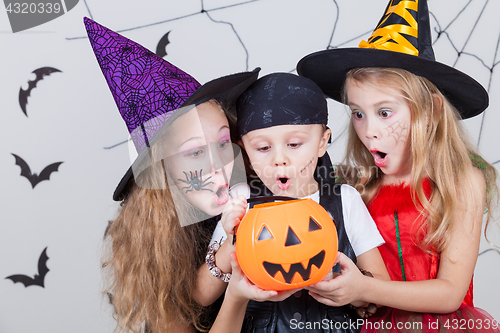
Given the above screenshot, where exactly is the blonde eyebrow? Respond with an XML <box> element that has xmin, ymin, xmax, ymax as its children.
<box><xmin>349</xmin><ymin>99</ymin><xmax>398</xmax><ymax>109</ymax></box>
<box><xmin>179</xmin><ymin>136</ymin><xmax>204</xmax><ymax>148</ymax></box>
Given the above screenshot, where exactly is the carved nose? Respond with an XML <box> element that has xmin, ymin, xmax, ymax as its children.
<box><xmin>285</xmin><ymin>227</ymin><xmax>301</xmax><ymax>247</ymax></box>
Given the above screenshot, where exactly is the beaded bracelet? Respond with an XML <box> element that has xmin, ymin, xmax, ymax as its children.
<box><xmin>205</xmin><ymin>242</ymin><xmax>231</xmax><ymax>283</ymax></box>
<box><xmin>347</xmin><ymin>268</ymin><xmax>378</xmax><ymax>319</ymax></box>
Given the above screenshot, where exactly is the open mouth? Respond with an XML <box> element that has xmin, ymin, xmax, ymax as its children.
<box><xmin>263</xmin><ymin>250</ymin><xmax>325</xmax><ymax>284</ymax></box>
<box><xmin>370</xmin><ymin>149</ymin><xmax>388</xmax><ymax>167</ymax></box>
<box><xmin>213</xmin><ymin>185</ymin><xmax>229</xmax><ymax>206</ymax></box>
<box><xmin>277</xmin><ymin>176</ymin><xmax>290</xmax><ymax>190</ymax></box>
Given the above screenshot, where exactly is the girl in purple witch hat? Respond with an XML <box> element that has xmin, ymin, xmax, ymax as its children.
<box><xmin>297</xmin><ymin>0</ymin><xmax>499</xmax><ymax>332</ymax></box>
<box><xmin>84</xmin><ymin>17</ymin><xmax>261</xmax><ymax>332</ymax></box>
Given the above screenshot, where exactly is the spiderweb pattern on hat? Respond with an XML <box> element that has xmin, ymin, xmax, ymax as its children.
<box><xmin>85</xmin><ymin>18</ymin><xmax>201</xmax><ymax>154</ymax></box>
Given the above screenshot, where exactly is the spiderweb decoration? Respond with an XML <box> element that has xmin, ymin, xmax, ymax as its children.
<box><xmin>429</xmin><ymin>0</ymin><xmax>500</xmax><ymax>156</ymax></box>
<box><xmin>76</xmin><ymin>0</ymin><xmax>500</xmax><ymax>226</ymax></box>
<box><xmin>72</xmin><ymin>0</ymin><xmax>498</xmax><ymax>167</ymax></box>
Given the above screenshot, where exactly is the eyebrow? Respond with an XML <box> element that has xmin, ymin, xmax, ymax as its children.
<box><xmin>349</xmin><ymin>100</ymin><xmax>397</xmax><ymax>108</ymax></box>
<box><xmin>179</xmin><ymin>124</ymin><xmax>230</xmax><ymax>147</ymax></box>
<box><xmin>286</xmin><ymin>130</ymin><xmax>310</xmax><ymax>136</ymax></box>
<box><xmin>246</xmin><ymin>130</ymin><xmax>310</xmax><ymax>143</ymax></box>
<box><xmin>219</xmin><ymin>125</ymin><xmax>230</xmax><ymax>133</ymax></box>
<box><xmin>178</xmin><ymin>136</ymin><xmax>204</xmax><ymax>150</ymax></box>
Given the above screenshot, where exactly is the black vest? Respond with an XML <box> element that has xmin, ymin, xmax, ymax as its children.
<box><xmin>241</xmin><ymin>155</ymin><xmax>360</xmax><ymax>333</ymax></box>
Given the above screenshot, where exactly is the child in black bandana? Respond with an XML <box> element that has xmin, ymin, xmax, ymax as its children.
<box><xmin>203</xmin><ymin>73</ymin><xmax>390</xmax><ymax>333</ymax></box>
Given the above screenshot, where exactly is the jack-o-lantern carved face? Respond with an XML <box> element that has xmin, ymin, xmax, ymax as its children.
<box><xmin>235</xmin><ymin>198</ymin><xmax>337</xmax><ymax>290</ymax></box>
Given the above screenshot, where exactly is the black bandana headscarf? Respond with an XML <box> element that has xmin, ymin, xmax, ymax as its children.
<box><xmin>236</xmin><ymin>72</ymin><xmax>328</xmax><ymax>137</ymax></box>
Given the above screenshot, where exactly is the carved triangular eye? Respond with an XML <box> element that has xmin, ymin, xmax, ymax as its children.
<box><xmin>309</xmin><ymin>217</ymin><xmax>322</xmax><ymax>231</ymax></box>
<box><xmin>285</xmin><ymin>227</ymin><xmax>301</xmax><ymax>246</ymax></box>
<box><xmin>257</xmin><ymin>225</ymin><xmax>273</xmax><ymax>241</ymax></box>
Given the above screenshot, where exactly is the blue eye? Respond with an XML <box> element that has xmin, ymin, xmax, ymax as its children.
<box><xmin>190</xmin><ymin>149</ymin><xmax>204</xmax><ymax>157</ymax></box>
<box><xmin>184</xmin><ymin>147</ymin><xmax>205</xmax><ymax>158</ymax></box>
<box><xmin>218</xmin><ymin>141</ymin><xmax>229</xmax><ymax>149</ymax></box>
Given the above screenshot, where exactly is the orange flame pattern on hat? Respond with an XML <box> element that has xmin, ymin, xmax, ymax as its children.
<box><xmin>359</xmin><ymin>0</ymin><xmax>419</xmax><ymax>56</ymax></box>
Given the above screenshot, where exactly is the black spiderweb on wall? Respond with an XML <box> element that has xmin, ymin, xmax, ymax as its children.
<box><xmin>71</xmin><ymin>0</ymin><xmax>500</xmax><ymax>166</ymax></box>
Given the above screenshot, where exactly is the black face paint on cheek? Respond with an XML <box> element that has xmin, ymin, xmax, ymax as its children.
<box><xmin>299</xmin><ymin>159</ymin><xmax>314</xmax><ymax>174</ymax></box>
<box><xmin>177</xmin><ymin>169</ymin><xmax>214</xmax><ymax>193</ymax></box>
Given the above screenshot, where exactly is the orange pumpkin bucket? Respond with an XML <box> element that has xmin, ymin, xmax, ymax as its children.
<box><xmin>235</xmin><ymin>198</ymin><xmax>338</xmax><ymax>290</ymax></box>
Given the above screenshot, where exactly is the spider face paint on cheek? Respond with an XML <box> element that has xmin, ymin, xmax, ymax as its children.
<box><xmin>176</xmin><ymin>169</ymin><xmax>214</xmax><ymax>193</ymax></box>
<box><xmin>143</xmin><ymin>103</ymin><xmax>248</xmax><ymax>223</ymax></box>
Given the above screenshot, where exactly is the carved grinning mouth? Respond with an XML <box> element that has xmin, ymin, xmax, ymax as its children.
<box><xmin>262</xmin><ymin>250</ymin><xmax>325</xmax><ymax>284</ymax></box>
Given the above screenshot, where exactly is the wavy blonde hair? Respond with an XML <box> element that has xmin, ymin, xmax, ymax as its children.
<box><xmin>340</xmin><ymin>67</ymin><xmax>498</xmax><ymax>252</ymax></box>
<box><xmin>103</xmin><ymin>99</ymin><xmax>235</xmax><ymax>333</ymax></box>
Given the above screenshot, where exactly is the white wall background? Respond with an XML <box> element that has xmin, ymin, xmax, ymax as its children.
<box><xmin>0</xmin><ymin>1</ymin><xmax>499</xmax><ymax>332</ymax></box>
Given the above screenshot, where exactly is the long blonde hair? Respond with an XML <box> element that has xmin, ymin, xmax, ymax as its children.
<box><xmin>341</xmin><ymin>67</ymin><xmax>498</xmax><ymax>252</ymax></box>
<box><xmin>103</xmin><ymin>99</ymin><xmax>235</xmax><ymax>333</ymax></box>
<box><xmin>103</xmin><ymin>182</ymin><xmax>212</xmax><ymax>332</ymax></box>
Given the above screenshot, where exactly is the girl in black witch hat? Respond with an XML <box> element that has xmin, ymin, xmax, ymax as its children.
<box><xmin>298</xmin><ymin>0</ymin><xmax>499</xmax><ymax>332</ymax></box>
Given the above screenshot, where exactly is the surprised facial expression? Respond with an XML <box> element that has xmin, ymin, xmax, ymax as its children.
<box><xmin>164</xmin><ymin>101</ymin><xmax>234</xmax><ymax>217</ymax></box>
<box><xmin>346</xmin><ymin>79</ymin><xmax>412</xmax><ymax>184</ymax></box>
<box><xmin>241</xmin><ymin>124</ymin><xmax>330</xmax><ymax>198</ymax></box>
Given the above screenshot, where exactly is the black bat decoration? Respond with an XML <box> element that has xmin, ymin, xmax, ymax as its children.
<box><xmin>12</xmin><ymin>153</ymin><xmax>63</xmax><ymax>189</ymax></box>
<box><xmin>156</xmin><ymin>31</ymin><xmax>171</xmax><ymax>58</ymax></box>
<box><xmin>19</xmin><ymin>67</ymin><xmax>62</xmax><ymax>117</ymax></box>
<box><xmin>6</xmin><ymin>247</ymin><xmax>49</xmax><ymax>288</ymax></box>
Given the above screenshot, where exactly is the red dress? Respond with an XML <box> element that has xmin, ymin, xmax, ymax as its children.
<box><xmin>362</xmin><ymin>181</ymin><xmax>499</xmax><ymax>333</ymax></box>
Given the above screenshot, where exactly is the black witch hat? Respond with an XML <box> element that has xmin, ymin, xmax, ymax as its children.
<box><xmin>297</xmin><ymin>0</ymin><xmax>488</xmax><ymax>119</ymax></box>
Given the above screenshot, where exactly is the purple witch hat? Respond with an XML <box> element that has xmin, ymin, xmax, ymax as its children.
<box><xmin>84</xmin><ymin>17</ymin><xmax>259</xmax><ymax>201</ymax></box>
<box><xmin>85</xmin><ymin>17</ymin><xmax>201</xmax><ymax>155</ymax></box>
